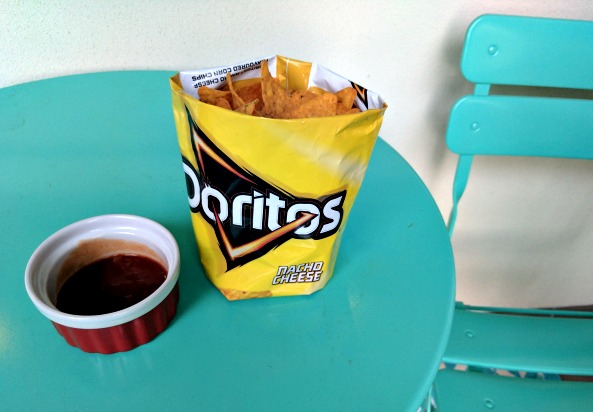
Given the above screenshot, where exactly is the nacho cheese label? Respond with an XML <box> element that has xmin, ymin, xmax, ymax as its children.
<box><xmin>170</xmin><ymin>55</ymin><xmax>386</xmax><ymax>300</ymax></box>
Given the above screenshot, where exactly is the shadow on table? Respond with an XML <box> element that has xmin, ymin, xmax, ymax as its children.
<box><xmin>159</xmin><ymin>218</ymin><xmax>213</xmax><ymax>321</ymax></box>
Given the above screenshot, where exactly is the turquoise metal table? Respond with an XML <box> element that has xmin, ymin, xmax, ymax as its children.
<box><xmin>0</xmin><ymin>71</ymin><xmax>454</xmax><ymax>411</ymax></box>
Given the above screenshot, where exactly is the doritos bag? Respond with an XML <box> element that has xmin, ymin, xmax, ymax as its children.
<box><xmin>170</xmin><ymin>55</ymin><xmax>386</xmax><ymax>300</ymax></box>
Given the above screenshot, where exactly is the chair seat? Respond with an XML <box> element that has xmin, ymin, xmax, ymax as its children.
<box><xmin>434</xmin><ymin>368</ymin><xmax>593</xmax><ymax>412</ymax></box>
<box><xmin>442</xmin><ymin>307</ymin><xmax>593</xmax><ymax>376</ymax></box>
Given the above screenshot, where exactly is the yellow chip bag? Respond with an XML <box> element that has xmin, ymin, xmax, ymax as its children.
<box><xmin>170</xmin><ymin>55</ymin><xmax>387</xmax><ymax>300</ymax></box>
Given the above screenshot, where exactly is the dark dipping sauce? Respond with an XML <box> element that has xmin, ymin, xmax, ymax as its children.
<box><xmin>56</xmin><ymin>254</ymin><xmax>167</xmax><ymax>316</ymax></box>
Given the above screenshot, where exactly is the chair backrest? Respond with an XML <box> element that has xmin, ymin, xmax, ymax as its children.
<box><xmin>447</xmin><ymin>14</ymin><xmax>593</xmax><ymax>234</ymax></box>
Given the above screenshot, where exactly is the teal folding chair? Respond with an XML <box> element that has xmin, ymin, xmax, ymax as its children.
<box><xmin>433</xmin><ymin>14</ymin><xmax>593</xmax><ymax>411</ymax></box>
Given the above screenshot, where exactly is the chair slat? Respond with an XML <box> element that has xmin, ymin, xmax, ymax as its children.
<box><xmin>462</xmin><ymin>14</ymin><xmax>593</xmax><ymax>89</ymax></box>
<box><xmin>434</xmin><ymin>369</ymin><xmax>593</xmax><ymax>412</ymax></box>
<box><xmin>447</xmin><ymin>95</ymin><xmax>593</xmax><ymax>159</ymax></box>
<box><xmin>442</xmin><ymin>308</ymin><xmax>593</xmax><ymax>375</ymax></box>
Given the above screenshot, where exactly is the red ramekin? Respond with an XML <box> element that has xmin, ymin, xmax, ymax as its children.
<box><xmin>25</xmin><ymin>214</ymin><xmax>180</xmax><ymax>354</ymax></box>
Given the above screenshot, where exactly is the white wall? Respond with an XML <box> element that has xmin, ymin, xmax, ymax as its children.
<box><xmin>3</xmin><ymin>0</ymin><xmax>592</xmax><ymax>307</ymax></box>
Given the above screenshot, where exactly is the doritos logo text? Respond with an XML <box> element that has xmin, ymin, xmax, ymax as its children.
<box><xmin>182</xmin><ymin>108</ymin><xmax>346</xmax><ymax>269</ymax></box>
